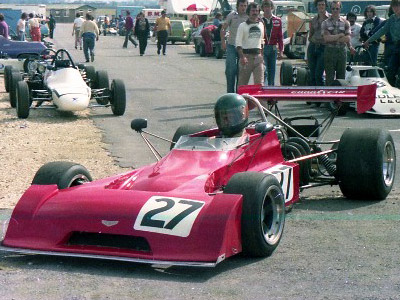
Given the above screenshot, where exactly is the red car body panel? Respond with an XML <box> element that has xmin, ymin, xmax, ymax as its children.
<box><xmin>2</xmin><ymin>127</ymin><xmax>299</xmax><ymax>265</ymax></box>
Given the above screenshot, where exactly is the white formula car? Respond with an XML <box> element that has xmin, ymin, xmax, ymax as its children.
<box><xmin>6</xmin><ymin>49</ymin><xmax>126</xmax><ymax>119</ymax></box>
<box><xmin>280</xmin><ymin>57</ymin><xmax>400</xmax><ymax>116</ymax></box>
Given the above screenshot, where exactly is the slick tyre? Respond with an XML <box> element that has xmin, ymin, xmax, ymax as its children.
<box><xmin>199</xmin><ymin>43</ymin><xmax>206</xmax><ymax>57</ymax></box>
<box><xmin>296</xmin><ymin>67</ymin><xmax>308</xmax><ymax>86</ymax></box>
<box><xmin>215</xmin><ymin>44</ymin><xmax>223</xmax><ymax>59</ymax></box>
<box><xmin>280</xmin><ymin>61</ymin><xmax>293</xmax><ymax>86</ymax></box>
<box><xmin>195</xmin><ymin>42</ymin><xmax>200</xmax><ymax>54</ymax></box>
<box><xmin>95</xmin><ymin>70</ymin><xmax>110</xmax><ymax>105</ymax></box>
<box><xmin>170</xmin><ymin>124</ymin><xmax>209</xmax><ymax>150</ymax></box>
<box><xmin>336</xmin><ymin>128</ymin><xmax>396</xmax><ymax>200</ymax></box>
<box><xmin>84</xmin><ymin>65</ymin><xmax>96</xmax><ymax>87</ymax></box>
<box><xmin>16</xmin><ymin>81</ymin><xmax>30</xmax><ymax>119</ymax></box>
<box><xmin>110</xmin><ymin>79</ymin><xmax>126</xmax><ymax>116</ymax></box>
<box><xmin>32</xmin><ymin>161</ymin><xmax>92</xmax><ymax>189</ymax></box>
<box><xmin>9</xmin><ymin>71</ymin><xmax>22</xmax><ymax>108</ymax></box>
<box><xmin>224</xmin><ymin>172</ymin><xmax>285</xmax><ymax>257</ymax></box>
<box><xmin>4</xmin><ymin>65</ymin><xmax>14</xmax><ymax>92</ymax></box>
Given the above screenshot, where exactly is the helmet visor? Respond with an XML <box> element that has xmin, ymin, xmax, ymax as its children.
<box><xmin>216</xmin><ymin>105</ymin><xmax>249</xmax><ymax>130</ymax></box>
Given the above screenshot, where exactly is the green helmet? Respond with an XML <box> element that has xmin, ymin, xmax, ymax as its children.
<box><xmin>214</xmin><ymin>93</ymin><xmax>249</xmax><ymax>136</ymax></box>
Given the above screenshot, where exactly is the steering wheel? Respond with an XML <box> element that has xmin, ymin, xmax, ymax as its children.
<box><xmin>50</xmin><ymin>49</ymin><xmax>76</xmax><ymax>68</ymax></box>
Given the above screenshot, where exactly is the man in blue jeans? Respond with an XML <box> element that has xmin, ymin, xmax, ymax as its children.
<box><xmin>307</xmin><ymin>0</ymin><xmax>329</xmax><ymax>86</ymax></box>
<box><xmin>220</xmin><ymin>0</ymin><xmax>248</xmax><ymax>93</ymax></box>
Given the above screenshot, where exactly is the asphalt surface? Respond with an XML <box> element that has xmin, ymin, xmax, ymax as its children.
<box><xmin>1</xmin><ymin>23</ymin><xmax>400</xmax><ymax>299</ymax></box>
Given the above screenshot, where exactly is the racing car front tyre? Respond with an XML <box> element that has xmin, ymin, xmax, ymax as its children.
<box><xmin>9</xmin><ymin>71</ymin><xmax>23</xmax><ymax>108</ymax></box>
<box><xmin>4</xmin><ymin>65</ymin><xmax>14</xmax><ymax>92</ymax></box>
<box><xmin>215</xmin><ymin>44</ymin><xmax>223</xmax><ymax>59</ymax></box>
<box><xmin>16</xmin><ymin>81</ymin><xmax>30</xmax><ymax>119</ymax></box>
<box><xmin>224</xmin><ymin>172</ymin><xmax>285</xmax><ymax>257</ymax></box>
<box><xmin>32</xmin><ymin>161</ymin><xmax>92</xmax><ymax>189</ymax></box>
<box><xmin>110</xmin><ymin>79</ymin><xmax>126</xmax><ymax>116</ymax></box>
<box><xmin>336</xmin><ymin>128</ymin><xmax>396</xmax><ymax>200</ymax></box>
<box><xmin>296</xmin><ymin>67</ymin><xmax>308</xmax><ymax>86</ymax></box>
<box><xmin>95</xmin><ymin>70</ymin><xmax>110</xmax><ymax>105</ymax></box>
<box><xmin>280</xmin><ymin>61</ymin><xmax>293</xmax><ymax>86</ymax></box>
<box><xmin>84</xmin><ymin>66</ymin><xmax>96</xmax><ymax>87</ymax></box>
<box><xmin>199</xmin><ymin>43</ymin><xmax>206</xmax><ymax>57</ymax></box>
<box><xmin>170</xmin><ymin>124</ymin><xmax>209</xmax><ymax>150</ymax></box>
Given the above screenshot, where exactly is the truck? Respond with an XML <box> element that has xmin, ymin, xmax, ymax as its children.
<box><xmin>116</xmin><ymin>6</ymin><xmax>144</xmax><ymax>18</ymax></box>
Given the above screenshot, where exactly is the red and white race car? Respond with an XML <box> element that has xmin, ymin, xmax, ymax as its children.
<box><xmin>0</xmin><ymin>85</ymin><xmax>396</xmax><ymax>267</ymax></box>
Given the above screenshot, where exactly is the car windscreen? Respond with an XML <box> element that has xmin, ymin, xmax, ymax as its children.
<box><xmin>359</xmin><ymin>69</ymin><xmax>385</xmax><ymax>78</ymax></box>
<box><xmin>174</xmin><ymin>136</ymin><xmax>244</xmax><ymax>151</ymax></box>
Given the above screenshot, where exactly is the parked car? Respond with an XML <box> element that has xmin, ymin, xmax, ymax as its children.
<box><xmin>168</xmin><ymin>20</ymin><xmax>192</xmax><ymax>44</ymax></box>
<box><xmin>0</xmin><ymin>35</ymin><xmax>47</xmax><ymax>59</ymax></box>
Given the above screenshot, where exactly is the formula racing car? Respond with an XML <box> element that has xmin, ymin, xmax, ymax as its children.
<box><xmin>280</xmin><ymin>54</ymin><xmax>400</xmax><ymax>116</ymax></box>
<box><xmin>5</xmin><ymin>49</ymin><xmax>126</xmax><ymax>118</ymax></box>
<box><xmin>0</xmin><ymin>85</ymin><xmax>396</xmax><ymax>267</ymax></box>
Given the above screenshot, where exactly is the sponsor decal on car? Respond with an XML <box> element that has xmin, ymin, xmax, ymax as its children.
<box><xmin>264</xmin><ymin>164</ymin><xmax>294</xmax><ymax>203</ymax></box>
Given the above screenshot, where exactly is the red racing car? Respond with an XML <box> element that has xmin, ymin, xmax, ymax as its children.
<box><xmin>0</xmin><ymin>84</ymin><xmax>396</xmax><ymax>267</ymax></box>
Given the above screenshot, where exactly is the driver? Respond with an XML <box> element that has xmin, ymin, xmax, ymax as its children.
<box><xmin>214</xmin><ymin>93</ymin><xmax>249</xmax><ymax>138</ymax></box>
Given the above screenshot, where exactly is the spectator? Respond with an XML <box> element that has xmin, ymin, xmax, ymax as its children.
<box><xmin>103</xmin><ymin>15</ymin><xmax>110</xmax><ymax>36</ymax></box>
<box><xmin>360</xmin><ymin>6</ymin><xmax>382</xmax><ymax>65</ymax></box>
<box><xmin>213</xmin><ymin>13</ymin><xmax>223</xmax><ymax>27</ymax></box>
<box><xmin>261</xmin><ymin>0</ymin><xmax>283</xmax><ymax>86</ymax></box>
<box><xmin>346</xmin><ymin>12</ymin><xmax>362</xmax><ymax>63</ymax></box>
<box><xmin>48</xmin><ymin>14</ymin><xmax>56</xmax><ymax>39</ymax></box>
<box><xmin>72</xmin><ymin>13</ymin><xmax>84</xmax><ymax>50</ymax></box>
<box><xmin>382</xmin><ymin>6</ymin><xmax>395</xmax><ymax>67</ymax></box>
<box><xmin>79</xmin><ymin>13</ymin><xmax>99</xmax><ymax>63</ymax></box>
<box><xmin>220</xmin><ymin>0</ymin><xmax>249</xmax><ymax>93</ymax></box>
<box><xmin>364</xmin><ymin>0</ymin><xmax>400</xmax><ymax>86</ymax></box>
<box><xmin>190</xmin><ymin>14</ymin><xmax>200</xmax><ymax>28</ymax></box>
<box><xmin>321</xmin><ymin>1</ymin><xmax>353</xmax><ymax>86</ymax></box>
<box><xmin>236</xmin><ymin>3</ymin><xmax>264</xmax><ymax>87</ymax></box>
<box><xmin>0</xmin><ymin>14</ymin><xmax>9</xmax><ymax>39</ymax></box>
<box><xmin>134</xmin><ymin>12</ymin><xmax>150</xmax><ymax>56</ymax></box>
<box><xmin>17</xmin><ymin>13</ymin><xmax>28</xmax><ymax>41</ymax></box>
<box><xmin>28</xmin><ymin>13</ymin><xmax>41</xmax><ymax>41</ymax></box>
<box><xmin>154</xmin><ymin>10</ymin><xmax>171</xmax><ymax>55</ymax></box>
<box><xmin>201</xmin><ymin>24</ymin><xmax>218</xmax><ymax>55</ymax></box>
<box><xmin>307</xmin><ymin>0</ymin><xmax>329</xmax><ymax>86</ymax></box>
<box><xmin>123</xmin><ymin>11</ymin><xmax>138</xmax><ymax>48</ymax></box>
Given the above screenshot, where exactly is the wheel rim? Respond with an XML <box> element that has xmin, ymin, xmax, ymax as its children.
<box><xmin>261</xmin><ymin>185</ymin><xmax>284</xmax><ymax>245</ymax></box>
<box><xmin>383</xmin><ymin>141</ymin><xmax>395</xmax><ymax>187</ymax></box>
<box><xmin>68</xmin><ymin>174</ymin><xmax>90</xmax><ymax>187</ymax></box>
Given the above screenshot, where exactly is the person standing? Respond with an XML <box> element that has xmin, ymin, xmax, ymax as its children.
<box><xmin>220</xmin><ymin>0</ymin><xmax>248</xmax><ymax>93</ymax></box>
<box><xmin>236</xmin><ymin>3</ymin><xmax>264</xmax><ymax>87</ymax></box>
<box><xmin>364</xmin><ymin>0</ymin><xmax>400</xmax><ymax>86</ymax></box>
<box><xmin>48</xmin><ymin>14</ymin><xmax>56</xmax><ymax>39</ymax></box>
<box><xmin>307</xmin><ymin>0</ymin><xmax>329</xmax><ymax>86</ymax></box>
<box><xmin>213</xmin><ymin>13</ymin><xmax>223</xmax><ymax>27</ymax></box>
<box><xmin>17</xmin><ymin>13</ymin><xmax>27</xmax><ymax>41</ymax></box>
<box><xmin>321</xmin><ymin>1</ymin><xmax>354</xmax><ymax>86</ymax></box>
<box><xmin>261</xmin><ymin>0</ymin><xmax>283</xmax><ymax>86</ymax></box>
<box><xmin>28</xmin><ymin>13</ymin><xmax>41</xmax><ymax>41</ymax></box>
<box><xmin>79</xmin><ymin>13</ymin><xmax>99</xmax><ymax>63</ymax></box>
<box><xmin>122</xmin><ymin>11</ymin><xmax>138</xmax><ymax>48</ymax></box>
<box><xmin>346</xmin><ymin>12</ymin><xmax>362</xmax><ymax>63</ymax></box>
<box><xmin>190</xmin><ymin>14</ymin><xmax>200</xmax><ymax>28</ymax></box>
<box><xmin>0</xmin><ymin>14</ymin><xmax>9</xmax><ymax>39</ymax></box>
<box><xmin>360</xmin><ymin>6</ymin><xmax>382</xmax><ymax>65</ymax></box>
<box><xmin>154</xmin><ymin>10</ymin><xmax>171</xmax><ymax>55</ymax></box>
<box><xmin>134</xmin><ymin>12</ymin><xmax>150</xmax><ymax>56</ymax></box>
<box><xmin>201</xmin><ymin>24</ymin><xmax>218</xmax><ymax>55</ymax></box>
<box><xmin>72</xmin><ymin>13</ymin><xmax>84</xmax><ymax>50</ymax></box>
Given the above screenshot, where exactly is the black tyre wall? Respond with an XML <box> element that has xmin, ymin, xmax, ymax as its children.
<box><xmin>337</xmin><ymin>128</ymin><xmax>396</xmax><ymax>200</ymax></box>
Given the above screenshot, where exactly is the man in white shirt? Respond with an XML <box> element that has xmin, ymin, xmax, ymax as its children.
<box><xmin>347</xmin><ymin>12</ymin><xmax>362</xmax><ymax>48</ymax></box>
<box><xmin>72</xmin><ymin>13</ymin><xmax>84</xmax><ymax>50</ymax></box>
<box><xmin>236</xmin><ymin>2</ymin><xmax>264</xmax><ymax>86</ymax></box>
<box><xmin>17</xmin><ymin>13</ymin><xmax>28</xmax><ymax>41</ymax></box>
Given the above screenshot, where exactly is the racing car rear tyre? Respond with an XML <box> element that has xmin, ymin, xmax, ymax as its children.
<box><xmin>4</xmin><ymin>65</ymin><xmax>14</xmax><ymax>92</ymax></box>
<box><xmin>199</xmin><ymin>43</ymin><xmax>206</xmax><ymax>57</ymax></box>
<box><xmin>224</xmin><ymin>172</ymin><xmax>285</xmax><ymax>257</ymax></box>
<box><xmin>84</xmin><ymin>66</ymin><xmax>96</xmax><ymax>87</ymax></box>
<box><xmin>296</xmin><ymin>67</ymin><xmax>308</xmax><ymax>86</ymax></box>
<box><xmin>32</xmin><ymin>161</ymin><xmax>92</xmax><ymax>189</ymax></box>
<box><xmin>170</xmin><ymin>124</ymin><xmax>209</xmax><ymax>150</ymax></box>
<box><xmin>280</xmin><ymin>61</ymin><xmax>293</xmax><ymax>86</ymax></box>
<box><xmin>336</xmin><ymin>128</ymin><xmax>396</xmax><ymax>200</ymax></box>
<box><xmin>215</xmin><ymin>44</ymin><xmax>223</xmax><ymax>59</ymax></box>
<box><xmin>16</xmin><ymin>81</ymin><xmax>30</xmax><ymax>119</ymax></box>
<box><xmin>9</xmin><ymin>71</ymin><xmax>23</xmax><ymax>108</ymax></box>
<box><xmin>195</xmin><ymin>43</ymin><xmax>200</xmax><ymax>54</ymax></box>
<box><xmin>110</xmin><ymin>79</ymin><xmax>126</xmax><ymax>116</ymax></box>
<box><xmin>95</xmin><ymin>70</ymin><xmax>110</xmax><ymax>105</ymax></box>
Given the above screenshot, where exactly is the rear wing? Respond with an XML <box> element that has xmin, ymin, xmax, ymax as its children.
<box><xmin>238</xmin><ymin>84</ymin><xmax>377</xmax><ymax>114</ymax></box>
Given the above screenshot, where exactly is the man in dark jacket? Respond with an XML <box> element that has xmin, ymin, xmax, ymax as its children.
<box><xmin>123</xmin><ymin>10</ymin><xmax>137</xmax><ymax>48</ymax></box>
<box><xmin>134</xmin><ymin>12</ymin><xmax>150</xmax><ymax>56</ymax></box>
<box><xmin>48</xmin><ymin>14</ymin><xmax>56</xmax><ymax>39</ymax></box>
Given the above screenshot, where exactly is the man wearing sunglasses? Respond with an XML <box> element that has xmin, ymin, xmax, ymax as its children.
<box><xmin>321</xmin><ymin>1</ymin><xmax>354</xmax><ymax>86</ymax></box>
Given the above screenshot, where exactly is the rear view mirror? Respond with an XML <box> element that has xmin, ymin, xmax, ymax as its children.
<box><xmin>131</xmin><ymin>118</ymin><xmax>147</xmax><ymax>132</ymax></box>
<box><xmin>255</xmin><ymin>122</ymin><xmax>274</xmax><ymax>135</ymax></box>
